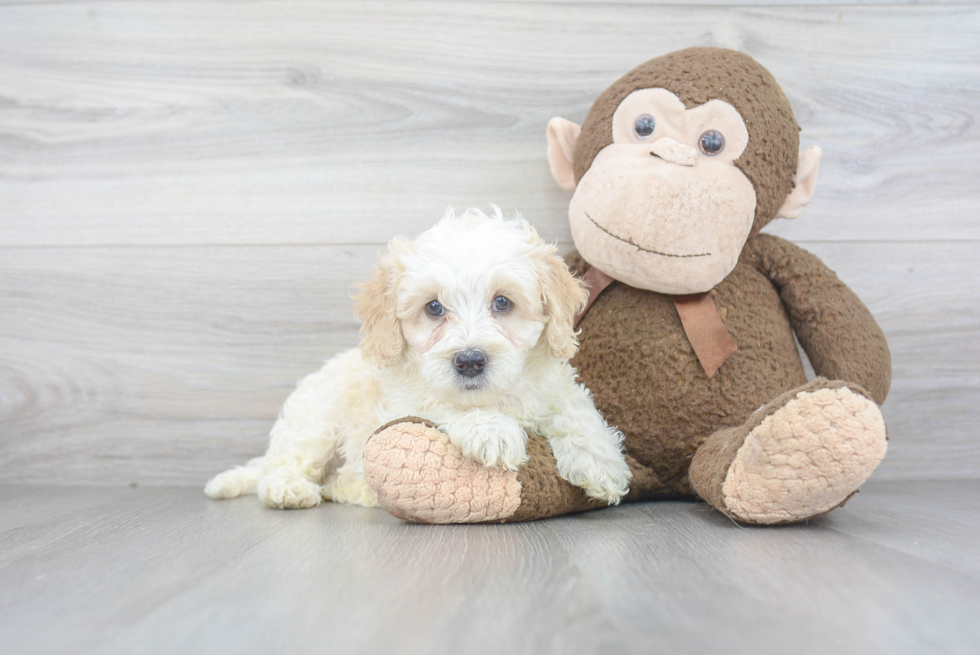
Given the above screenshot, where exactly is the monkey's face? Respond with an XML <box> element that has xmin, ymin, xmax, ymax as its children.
<box><xmin>568</xmin><ymin>89</ymin><xmax>756</xmax><ymax>295</ymax></box>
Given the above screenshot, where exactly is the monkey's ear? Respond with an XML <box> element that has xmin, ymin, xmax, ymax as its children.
<box><xmin>776</xmin><ymin>146</ymin><xmax>822</xmax><ymax>219</ymax></box>
<box><xmin>546</xmin><ymin>117</ymin><xmax>581</xmax><ymax>191</ymax></box>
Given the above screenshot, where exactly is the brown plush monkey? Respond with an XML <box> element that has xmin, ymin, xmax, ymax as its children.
<box><xmin>363</xmin><ymin>48</ymin><xmax>891</xmax><ymax>525</ymax></box>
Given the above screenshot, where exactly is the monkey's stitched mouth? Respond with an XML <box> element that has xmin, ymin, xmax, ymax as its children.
<box><xmin>584</xmin><ymin>212</ymin><xmax>711</xmax><ymax>258</ymax></box>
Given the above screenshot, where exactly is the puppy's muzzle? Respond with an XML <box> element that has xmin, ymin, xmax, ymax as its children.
<box><xmin>453</xmin><ymin>349</ymin><xmax>487</xmax><ymax>378</ymax></box>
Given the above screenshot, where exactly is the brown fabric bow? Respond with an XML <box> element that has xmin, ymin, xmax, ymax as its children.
<box><xmin>573</xmin><ymin>268</ymin><xmax>737</xmax><ymax>378</ymax></box>
<box><xmin>672</xmin><ymin>292</ymin><xmax>737</xmax><ymax>378</ymax></box>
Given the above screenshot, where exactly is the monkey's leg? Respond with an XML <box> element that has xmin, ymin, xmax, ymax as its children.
<box><xmin>689</xmin><ymin>378</ymin><xmax>887</xmax><ymax>525</ymax></box>
<box><xmin>362</xmin><ymin>418</ymin><xmax>607</xmax><ymax>523</ymax></box>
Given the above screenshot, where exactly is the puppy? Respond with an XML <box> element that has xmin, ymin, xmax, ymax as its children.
<box><xmin>205</xmin><ymin>208</ymin><xmax>631</xmax><ymax>509</ymax></box>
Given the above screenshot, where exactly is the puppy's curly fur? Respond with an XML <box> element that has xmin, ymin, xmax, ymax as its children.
<box><xmin>205</xmin><ymin>208</ymin><xmax>631</xmax><ymax>509</ymax></box>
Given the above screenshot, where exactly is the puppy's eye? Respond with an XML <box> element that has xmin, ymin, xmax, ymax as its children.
<box><xmin>698</xmin><ymin>130</ymin><xmax>725</xmax><ymax>156</ymax></box>
<box><xmin>425</xmin><ymin>300</ymin><xmax>445</xmax><ymax>318</ymax></box>
<box><xmin>492</xmin><ymin>296</ymin><xmax>513</xmax><ymax>312</ymax></box>
<box><xmin>634</xmin><ymin>114</ymin><xmax>656</xmax><ymax>139</ymax></box>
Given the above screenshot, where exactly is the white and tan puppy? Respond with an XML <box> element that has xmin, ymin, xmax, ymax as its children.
<box><xmin>205</xmin><ymin>208</ymin><xmax>631</xmax><ymax>509</ymax></box>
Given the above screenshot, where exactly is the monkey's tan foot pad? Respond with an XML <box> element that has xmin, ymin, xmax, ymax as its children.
<box><xmin>691</xmin><ymin>379</ymin><xmax>888</xmax><ymax>525</ymax></box>
<box><xmin>723</xmin><ymin>383</ymin><xmax>887</xmax><ymax>524</ymax></box>
<box><xmin>363</xmin><ymin>419</ymin><xmax>522</xmax><ymax>524</ymax></box>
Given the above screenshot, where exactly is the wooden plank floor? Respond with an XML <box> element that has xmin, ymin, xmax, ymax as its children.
<box><xmin>1</xmin><ymin>481</ymin><xmax>978</xmax><ymax>655</ymax></box>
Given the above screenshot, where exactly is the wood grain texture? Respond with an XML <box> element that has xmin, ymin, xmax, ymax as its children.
<box><xmin>0</xmin><ymin>2</ymin><xmax>978</xmax><ymax>246</ymax></box>
<box><xmin>0</xmin><ymin>482</ymin><xmax>978</xmax><ymax>655</ymax></box>
<box><xmin>0</xmin><ymin>241</ymin><xmax>977</xmax><ymax>484</ymax></box>
<box><xmin>0</xmin><ymin>1</ymin><xmax>978</xmax><ymax>485</ymax></box>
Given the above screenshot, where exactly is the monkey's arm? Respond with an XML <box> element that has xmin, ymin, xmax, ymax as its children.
<box><xmin>746</xmin><ymin>233</ymin><xmax>891</xmax><ymax>404</ymax></box>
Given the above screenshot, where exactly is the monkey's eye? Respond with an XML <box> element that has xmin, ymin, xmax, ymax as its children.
<box><xmin>634</xmin><ymin>114</ymin><xmax>656</xmax><ymax>139</ymax></box>
<box><xmin>425</xmin><ymin>300</ymin><xmax>445</xmax><ymax>318</ymax></box>
<box><xmin>492</xmin><ymin>296</ymin><xmax>513</xmax><ymax>312</ymax></box>
<box><xmin>698</xmin><ymin>130</ymin><xmax>725</xmax><ymax>156</ymax></box>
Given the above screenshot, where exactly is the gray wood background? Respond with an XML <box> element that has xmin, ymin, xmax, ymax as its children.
<box><xmin>1</xmin><ymin>0</ymin><xmax>978</xmax><ymax>486</ymax></box>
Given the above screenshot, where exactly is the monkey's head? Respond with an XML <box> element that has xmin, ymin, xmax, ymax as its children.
<box><xmin>547</xmin><ymin>47</ymin><xmax>821</xmax><ymax>294</ymax></box>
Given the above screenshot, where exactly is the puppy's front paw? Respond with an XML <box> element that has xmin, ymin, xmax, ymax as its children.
<box><xmin>258</xmin><ymin>472</ymin><xmax>322</xmax><ymax>509</ymax></box>
<box><xmin>446</xmin><ymin>414</ymin><xmax>528</xmax><ymax>471</ymax></box>
<box><xmin>581</xmin><ymin>458</ymin><xmax>632</xmax><ymax>505</ymax></box>
<box><xmin>553</xmin><ymin>439</ymin><xmax>632</xmax><ymax>505</ymax></box>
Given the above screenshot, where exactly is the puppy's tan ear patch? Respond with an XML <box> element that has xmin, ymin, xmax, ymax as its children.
<box><xmin>354</xmin><ymin>242</ymin><xmax>407</xmax><ymax>367</ymax></box>
<box><xmin>530</xmin><ymin>231</ymin><xmax>588</xmax><ymax>360</ymax></box>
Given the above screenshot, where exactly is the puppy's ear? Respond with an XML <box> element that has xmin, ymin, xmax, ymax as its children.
<box><xmin>353</xmin><ymin>240</ymin><xmax>408</xmax><ymax>367</ymax></box>
<box><xmin>528</xmin><ymin>228</ymin><xmax>588</xmax><ymax>359</ymax></box>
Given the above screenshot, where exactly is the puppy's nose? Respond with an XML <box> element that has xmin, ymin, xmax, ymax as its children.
<box><xmin>453</xmin><ymin>349</ymin><xmax>487</xmax><ymax>377</ymax></box>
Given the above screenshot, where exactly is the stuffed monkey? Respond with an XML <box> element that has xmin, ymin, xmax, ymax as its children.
<box><xmin>362</xmin><ymin>47</ymin><xmax>891</xmax><ymax>525</ymax></box>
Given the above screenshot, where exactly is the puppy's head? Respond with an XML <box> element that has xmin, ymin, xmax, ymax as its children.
<box><xmin>354</xmin><ymin>207</ymin><xmax>587</xmax><ymax>405</ymax></box>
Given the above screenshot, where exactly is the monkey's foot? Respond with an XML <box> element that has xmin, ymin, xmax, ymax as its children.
<box><xmin>363</xmin><ymin>418</ymin><xmax>602</xmax><ymax>523</ymax></box>
<box><xmin>690</xmin><ymin>378</ymin><xmax>887</xmax><ymax>525</ymax></box>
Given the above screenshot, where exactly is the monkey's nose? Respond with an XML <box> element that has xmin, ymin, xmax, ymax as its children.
<box><xmin>649</xmin><ymin>137</ymin><xmax>697</xmax><ymax>166</ymax></box>
<box><xmin>453</xmin><ymin>349</ymin><xmax>488</xmax><ymax>378</ymax></box>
